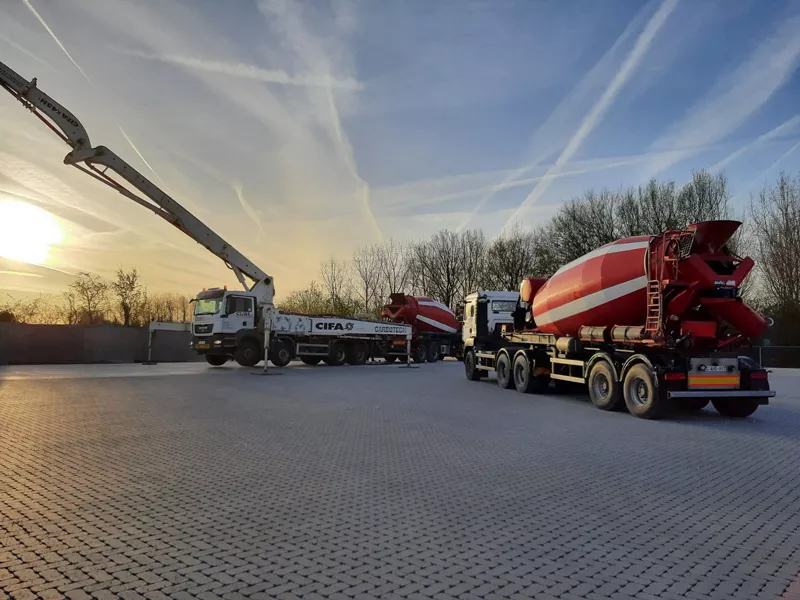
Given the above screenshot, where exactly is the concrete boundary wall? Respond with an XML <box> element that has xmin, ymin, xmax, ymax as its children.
<box><xmin>0</xmin><ymin>323</ymin><xmax>202</xmax><ymax>365</ymax></box>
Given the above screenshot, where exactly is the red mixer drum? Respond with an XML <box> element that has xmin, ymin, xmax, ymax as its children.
<box><xmin>382</xmin><ymin>294</ymin><xmax>460</xmax><ymax>334</ymax></box>
<box><xmin>532</xmin><ymin>236</ymin><xmax>652</xmax><ymax>336</ymax></box>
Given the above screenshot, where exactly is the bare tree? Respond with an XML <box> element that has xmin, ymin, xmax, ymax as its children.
<box><xmin>484</xmin><ymin>224</ymin><xmax>545</xmax><ymax>290</ymax></box>
<box><xmin>68</xmin><ymin>272</ymin><xmax>108</xmax><ymax>324</ymax></box>
<box><xmin>352</xmin><ymin>244</ymin><xmax>383</xmax><ymax>314</ymax></box>
<box><xmin>459</xmin><ymin>229</ymin><xmax>486</xmax><ymax>301</ymax></box>
<box><xmin>377</xmin><ymin>238</ymin><xmax>412</xmax><ymax>296</ymax></box>
<box><xmin>410</xmin><ymin>230</ymin><xmax>464</xmax><ymax>308</ymax></box>
<box><xmin>111</xmin><ymin>268</ymin><xmax>144</xmax><ymax>327</ymax></box>
<box><xmin>320</xmin><ymin>257</ymin><xmax>353</xmax><ymax>311</ymax></box>
<box><xmin>548</xmin><ymin>190</ymin><xmax>617</xmax><ymax>265</ymax></box>
<box><xmin>750</xmin><ymin>172</ymin><xmax>800</xmax><ymax>318</ymax></box>
<box><xmin>278</xmin><ymin>281</ymin><xmax>330</xmax><ymax>314</ymax></box>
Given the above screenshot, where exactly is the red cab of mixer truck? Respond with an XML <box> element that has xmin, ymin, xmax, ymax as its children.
<box><xmin>462</xmin><ymin>220</ymin><xmax>775</xmax><ymax>419</ymax></box>
<box><xmin>381</xmin><ymin>294</ymin><xmax>467</xmax><ymax>362</ymax></box>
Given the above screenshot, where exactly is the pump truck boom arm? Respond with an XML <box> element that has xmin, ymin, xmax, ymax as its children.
<box><xmin>0</xmin><ymin>60</ymin><xmax>274</xmax><ymax>304</ymax></box>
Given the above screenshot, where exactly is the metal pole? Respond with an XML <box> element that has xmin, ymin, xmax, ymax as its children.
<box><xmin>143</xmin><ymin>328</ymin><xmax>157</xmax><ymax>365</ymax></box>
<box><xmin>401</xmin><ymin>333</ymin><xmax>418</xmax><ymax>369</ymax></box>
<box><xmin>759</xmin><ymin>345</ymin><xmax>763</xmax><ymax>366</ymax></box>
<box><xmin>251</xmin><ymin>307</ymin><xmax>279</xmax><ymax>376</ymax></box>
<box><xmin>263</xmin><ymin>309</ymin><xmax>271</xmax><ymax>373</ymax></box>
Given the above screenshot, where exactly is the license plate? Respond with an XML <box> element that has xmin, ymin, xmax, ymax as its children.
<box><xmin>195</xmin><ymin>342</ymin><xmax>209</xmax><ymax>349</ymax></box>
<box><xmin>704</xmin><ymin>365</ymin><xmax>728</xmax><ymax>372</ymax></box>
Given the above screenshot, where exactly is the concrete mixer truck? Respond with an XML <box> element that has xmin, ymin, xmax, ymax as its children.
<box><xmin>381</xmin><ymin>294</ymin><xmax>466</xmax><ymax>362</ymax></box>
<box><xmin>462</xmin><ymin>220</ymin><xmax>775</xmax><ymax>419</ymax></box>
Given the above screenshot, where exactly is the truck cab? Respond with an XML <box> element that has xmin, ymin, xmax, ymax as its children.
<box><xmin>462</xmin><ymin>291</ymin><xmax>519</xmax><ymax>347</ymax></box>
<box><xmin>191</xmin><ymin>287</ymin><xmax>259</xmax><ymax>357</ymax></box>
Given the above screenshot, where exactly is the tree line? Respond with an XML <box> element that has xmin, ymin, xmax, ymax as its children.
<box><xmin>0</xmin><ymin>269</ymin><xmax>192</xmax><ymax>326</ymax></box>
<box><xmin>281</xmin><ymin>170</ymin><xmax>800</xmax><ymax>344</ymax></box>
<box><xmin>2</xmin><ymin>170</ymin><xmax>798</xmax><ymax>345</ymax></box>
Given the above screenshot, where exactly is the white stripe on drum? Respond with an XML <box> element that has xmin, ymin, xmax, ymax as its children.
<box><xmin>417</xmin><ymin>300</ymin><xmax>454</xmax><ymax>314</ymax></box>
<box><xmin>415</xmin><ymin>314</ymin><xmax>459</xmax><ymax>333</ymax></box>
<box><xmin>552</xmin><ymin>239</ymin><xmax>651</xmax><ymax>278</ymax></box>
<box><xmin>534</xmin><ymin>276</ymin><xmax>648</xmax><ymax>326</ymax></box>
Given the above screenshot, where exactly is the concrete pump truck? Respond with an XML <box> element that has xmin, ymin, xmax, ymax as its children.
<box><xmin>0</xmin><ymin>60</ymin><xmax>411</xmax><ymax>367</ymax></box>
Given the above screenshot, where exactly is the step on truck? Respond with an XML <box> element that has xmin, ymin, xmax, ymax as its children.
<box><xmin>0</xmin><ymin>60</ymin><xmax>412</xmax><ymax>367</ymax></box>
<box><xmin>462</xmin><ymin>220</ymin><xmax>776</xmax><ymax>419</ymax></box>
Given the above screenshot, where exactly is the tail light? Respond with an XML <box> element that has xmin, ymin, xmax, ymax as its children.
<box><xmin>664</xmin><ymin>372</ymin><xmax>687</xmax><ymax>381</ymax></box>
<box><xmin>750</xmin><ymin>371</ymin><xmax>768</xmax><ymax>380</ymax></box>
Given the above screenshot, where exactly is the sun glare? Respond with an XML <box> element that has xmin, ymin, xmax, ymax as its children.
<box><xmin>0</xmin><ymin>199</ymin><xmax>65</xmax><ymax>265</ymax></box>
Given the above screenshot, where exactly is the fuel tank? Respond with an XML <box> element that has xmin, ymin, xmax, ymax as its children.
<box><xmin>382</xmin><ymin>294</ymin><xmax>460</xmax><ymax>334</ymax></box>
<box><xmin>531</xmin><ymin>236</ymin><xmax>651</xmax><ymax>336</ymax></box>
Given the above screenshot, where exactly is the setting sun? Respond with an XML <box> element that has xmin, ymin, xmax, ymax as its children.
<box><xmin>0</xmin><ymin>199</ymin><xmax>65</xmax><ymax>265</ymax></box>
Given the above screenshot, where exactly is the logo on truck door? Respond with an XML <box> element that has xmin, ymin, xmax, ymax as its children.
<box><xmin>315</xmin><ymin>322</ymin><xmax>354</xmax><ymax>331</ymax></box>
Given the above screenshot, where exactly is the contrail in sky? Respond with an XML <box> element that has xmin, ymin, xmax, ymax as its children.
<box><xmin>23</xmin><ymin>0</ymin><xmax>170</xmax><ymax>188</ymax></box>
<box><xmin>22</xmin><ymin>0</ymin><xmax>91</xmax><ymax>82</ymax></box>
<box><xmin>504</xmin><ymin>0</ymin><xmax>680</xmax><ymax>229</ymax></box>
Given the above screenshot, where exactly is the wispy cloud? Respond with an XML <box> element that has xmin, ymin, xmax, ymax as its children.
<box><xmin>455</xmin><ymin>3</ymin><xmax>652</xmax><ymax>232</ymax></box>
<box><xmin>504</xmin><ymin>0</ymin><xmax>679</xmax><ymax>228</ymax></box>
<box><xmin>0</xmin><ymin>32</ymin><xmax>48</xmax><ymax>66</ymax></box>
<box><xmin>647</xmin><ymin>14</ymin><xmax>800</xmax><ymax>175</ymax></box>
<box><xmin>256</xmin><ymin>0</ymin><xmax>382</xmax><ymax>241</ymax></box>
<box><xmin>386</xmin><ymin>146</ymin><xmax>709</xmax><ymax>213</ymax></box>
<box><xmin>233</xmin><ymin>183</ymin><xmax>264</xmax><ymax>238</ymax></box>
<box><xmin>731</xmin><ymin>139</ymin><xmax>800</xmax><ymax>205</ymax></box>
<box><xmin>0</xmin><ymin>270</ymin><xmax>43</xmax><ymax>278</ymax></box>
<box><xmin>709</xmin><ymin>115</ymin><xmax>800</xmax><ymax>173</ymax></box>
<box><xmin>22</xmin><ymin>0</ymin><xmax>172</xmax><ymax>193</ymax></box>
<box><xmin>121</xmin><ymin>49</ymin><xmax>363</xmax><ymax>90</ymax></box>
<box><xmin>22</xmin><ymin>0</ymin><xmax>91</xmax><ymax>82</ymax></box>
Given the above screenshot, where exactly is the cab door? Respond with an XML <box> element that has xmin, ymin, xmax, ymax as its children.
<box><xmin>223</xmin><ymin>295</ymin><xmax>255</xmax><ymax>333</ymax></box>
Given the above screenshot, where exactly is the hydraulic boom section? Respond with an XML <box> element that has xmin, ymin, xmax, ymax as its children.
<box><xmin>0</xmin><ymin>60</ymin><xmax>274</xmax><ymax>306</ymax></box>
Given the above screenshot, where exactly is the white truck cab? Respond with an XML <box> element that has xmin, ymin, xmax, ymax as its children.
<box><xmin>462</xmin><ymin>290</ymin><xmax>520</xmax><ymax>347</ymax></box>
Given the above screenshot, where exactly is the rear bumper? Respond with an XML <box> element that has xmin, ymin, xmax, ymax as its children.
<box><xmin>668</xmin><ymin>390</ymin><xmax>775</xmax><ymax>404</ymax></box>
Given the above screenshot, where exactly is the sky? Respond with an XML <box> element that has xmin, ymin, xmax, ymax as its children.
<box><xmin>0</xmin><ymin>0</ymin><xmax>798</xmax><ymax>301</ymax></box>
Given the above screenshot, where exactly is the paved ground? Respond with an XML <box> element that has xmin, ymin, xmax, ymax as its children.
<box><xmin>1</xmin><ymin>361</ymin><xmax>799</xmax><ymax>600</ymax></box>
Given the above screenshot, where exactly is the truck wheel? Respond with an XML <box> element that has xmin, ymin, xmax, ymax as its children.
<box><xmin>513</xmin><ymin>353</ymin><xmax>548</xmax><ymax>393</ymax></box>
<box><xmin>712</xmin><ymin>398</ymin><xmax>759</xmax><ymax>418</ymax></box>
<box><xmin>235</xmin><ymin>339</ymin><xmax>261</xmax><ymax>367</ymax></box>
<box><xmin>677</xmin><ymin>398</ymin><xmax>709</xmax><ymax>412</ymax></box>
<box><xmin>205</xmin><ymin>355</ymin><xmax>227</xmax><ymax>367</ymax></box>
<box><xmin>495</xmin><ymin>351</ymin><xmax>514</xmax><ymax>389</ymax></box>
<box><xmin>427</xmin><ymin>342</ymin><xmax>441</xmax><ymax>363</ymax></box>
<box><xmin>588</xmin><ymin>361</ymin><xmax>623</xmax><ymax>411</ymax></box>
<box><xmin>324</xmin><ymin>342</ymin><xmax>347</xmax><ymax>366</ymax></box>
<box><xmin>269</xmin><ymin>339</ymin><xmax>293</xmax><ymax>367</ymax></box>
<box><xmin>301</xmin><ymin>356</ymin><xmax>321</xmax><ymax>366</ymax></box>
<box><xmin>623</xmin><ymin>364</ymin><xmax>663</xmax><ymax>419</ymax></box>
<box><xmin>413</xmin><ymin>343</ymin><xmax>428</xmax><ymax>363</ymax></box>
<box><xmin>346</xmin><ymin>342</ymin><xmax>368</xmax><ymax>366</ymax></box>
<box><xmin>384</xmin><ymin>355</ymin><xmax>397</xmax><ymax>363</ymax></box>
<box><xmin>464</xmin><ymin>350</ymin><xmax>483</xmax><ymax>381</ymax></box>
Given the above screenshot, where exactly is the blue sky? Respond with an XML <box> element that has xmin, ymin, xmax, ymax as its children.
<box><xmin>0</xmin><ymin>0</ymin><xmax>798</xmax><ymax>299</ymax></box>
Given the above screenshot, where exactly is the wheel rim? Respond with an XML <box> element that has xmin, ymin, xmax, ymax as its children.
<box><xmin>592</xmin><ymin>372</ymin><xmax>610</xmax><ymax>400</ymax></box>
<box><xmin>514</xmin><ymin>361</ymin><xmax>525</xmax><ymax>385</ymax></box>
<box><xmin>629</xmin><ymin>377</ymin><xmax>649</xmax><ymax>407</ymax></box>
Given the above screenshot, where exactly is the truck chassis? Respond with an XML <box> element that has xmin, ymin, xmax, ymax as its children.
<box><xmin>464</xmin><ymin>329</ymin><xmax>774</xmax><ymax>419</ymax></box>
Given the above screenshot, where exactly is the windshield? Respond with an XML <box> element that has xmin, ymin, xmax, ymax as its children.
<box><xmin>194</xmin><ymin>298</ymin><xmax>222</xmax><ymax>315</ymax></box>
<box><xmin>491</xmin><ymin>300</ymin><xmax>517</xmax><ymax>313</ymax></box>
